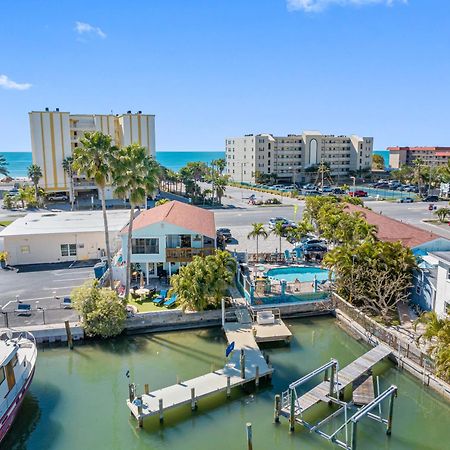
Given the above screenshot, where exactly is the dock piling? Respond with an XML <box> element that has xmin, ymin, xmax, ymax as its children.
<box><xmin>255</xmin><ymin>366</ymin><xmax>260</xmax><ymax>389</ymax></box>
<box><xmin>159</xmin><ymin>398</ymin><xmax>164</xmax><ymax>423</ymax></box>
<box><xmin>289</xmin><ymin>388</ymin><xmax>295</xmax><ymax>432</ymax></box>
<box><xmin>64</xmin><ymin>320</ymin><xmax>73</xmax><ymax>350</ymax></box>
<box><xmin>226</xmin><ymin>376</ymin><xmax>231</xmax><ymax>398</ymax></box>
<box><xmin>273</xmin><ymin>394</ymin><xmax>281</xmax><ymax>423</ymax></box>
<box><xmin>329</xmin><ymin>363</ymin><xmax>336</xmax><ymax>398</ymax></box>
<box><xmin>144</xmin><ymin>383</ymin><xmax>149</xmax><ymax>395</ymax></box>
<box><xmin>386</xmin><ymin>389</ymin><xmax>397</xmax><ymax>435</ymax></box>
<box><xmin>240</xmin><ymin>349</ymin><xmax>246</xmax><ymax>379</ymax></box>
<box><xmin>191</xmin><ymin>387</ymin><xmax>197</xmax><ymax>411</ymax></box>
<box><xmin>351</xmin><ymin>421</ymin><xmax>358</xmax><ymax>449</ymax></box>
<box><xmin>128</xmin><ymin>383</ymin><xmax>135</xmax><ymax>402</ymax></box>
<box><xmin>246</xmin><ymin>422</ymin><xmax>253</xmax><ymax>450</ymax></box>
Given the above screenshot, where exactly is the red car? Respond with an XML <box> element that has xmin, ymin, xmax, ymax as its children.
<box><xmin>349</xmin><ymin>190</ymin><xmax>368</xmax><ymax>198</ymax></box>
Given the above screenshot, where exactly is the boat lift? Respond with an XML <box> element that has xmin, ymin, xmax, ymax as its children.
<box><xmin>276</xmin><ymin>355</ymin><xmax>398</xmax><ymax>450</ymax></box>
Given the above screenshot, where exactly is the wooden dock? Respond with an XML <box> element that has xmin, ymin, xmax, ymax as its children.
<box><xmin>127</xmin><ymin>311</ymin><xmax>280</xmax><ymax>425</ymax></box>
<box><xmin>281</xmin><ymin>345</ymin><xmax>391</xmax><ymax>418</ymax></box>
<box><xmin>353</xmin><ymin>375</ymin><xmax>375</xmax><ymax>406</ymax></box>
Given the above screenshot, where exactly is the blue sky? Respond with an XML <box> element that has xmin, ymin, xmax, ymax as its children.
<box><xmin>0</xmin><ymin>0</ymin><xmax>449</xmax><ymax>152</ymax></box>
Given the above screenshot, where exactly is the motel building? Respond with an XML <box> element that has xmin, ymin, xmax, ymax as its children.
<box><xmin>0</xmin><ymin>210</ymin><xmax>130</xmax><ymax>266</ymax></box>
<box><xmin>119</xmin><ymin>201</ymin><xmax>216</xmax><ymax>283</ymax></box>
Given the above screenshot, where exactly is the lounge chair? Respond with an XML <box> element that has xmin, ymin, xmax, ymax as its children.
<box><xmin>164</xmin><ymin>294</ymin><xmax>177</xmax><ymax>308</ymax></box>
<box><xmin>153</xmin><ymin>289</ymin><xmax>168</xmax><ymax>305</ymax></box>
<box><xmin>15</xmin><ymin>303</ymin><xmax>31</xmax><ymax>315</ymax></box>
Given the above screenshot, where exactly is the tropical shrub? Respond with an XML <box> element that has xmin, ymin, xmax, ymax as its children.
<box><xmin>155</xmin><ymin>198</ymin><xmax>170</xmax><ymax>206</ymax></box>
<box><xmin>71</xmin><ymin>281</ymin><xmax>126</xmax><ymax>338</ymax></box>
<box><xmin>170</xmin><ymin>250</ymin><xmax>236</xmax><ymax>311</ymax></box>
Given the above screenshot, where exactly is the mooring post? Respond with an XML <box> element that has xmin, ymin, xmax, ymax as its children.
<box><xmin>240</xmin><ymin>349</ymin><xmax>246</xmax><ymax>379</ymax></box>
<box><xmin>64</xmin><ymin>320</ymin><xmax>73</xmax><ymax>350</ymax></box>
<box><xmin>144</xmin><ymin>383</ymin><xmax>149</xmax><ymax>395</ymax></box>
<box><xmin>129</xmin><ymin>383</ymin><xmax>135</xmax><ymax>402</ymax></box>
<box><xmin>289</xmin><ymin>388</ymin><xmax>295</xmax><ymax>432</ymax></box>
<box><xmin>324</xmin><ymin>368</ymin><xmax>329</xmax><ymax>381</ymax></box>
<box><xmin>159</xmin><ymin>398</ymin><xmax>164</xmax><ymax>423</ymax></box>
<box><xmin>273</xmin><ymin>394</ymin><xmax>281</xmax><ymax>423</ymax></box>
<box><xmin>246</xmin><ymin>422</ymin><xmax>253</xmax><ymax>450</ymax></box>
<box><xmin>386</xmin><ymin>389</ymin><xmax>397</xmax><ymax>435</ymax></box>
<box><xmin>221</xmin><ymin>297</ymin><xmax>225</xmax><ymax>329</ymax></box>
<box><xmin>191</xmin><ymin>387</ymin><xmax>197</xmax><ymax>411</ymax></box>
<box><xmin>351</xmin><ymin>421</ymin><xmax>358</xmax><ymax>450</ymax></box>
<box><xmin>255</xmin><ymin>366</ymin><xmax>260</xmax><ymax>389</ymax></box>
<box><xmin>137</xmin><ymin>395</ymin><xmax>143</xmax><ymax>427</ymax></box>
<box><xmin>265</xmin><ymin>353</ymin><xmax>270</xmax><ymax>365</ymax></box>
<box><xmin>329</xmin><ymin>362</ymin><xmax>336</xmax><ymax>398</ymax></box>
<box><xmin>227</xmin><ymin>376</ymin><xmax>231</xmax><ymax>398</ymax></box>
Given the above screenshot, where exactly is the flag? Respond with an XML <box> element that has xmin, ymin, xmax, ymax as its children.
<box><xmin>226</xmin><ymin>341</ymin><xmax>235</xmax><ymax>357</ymax></box>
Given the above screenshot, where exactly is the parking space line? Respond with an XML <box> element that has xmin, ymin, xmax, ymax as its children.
<box><xmin>53</xmin><ymin>277</ymin><xmax>93</xmax><ymax>282</ymax></box>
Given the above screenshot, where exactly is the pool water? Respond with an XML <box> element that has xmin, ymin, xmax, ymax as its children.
<box><xmin>266</xmin><ymin>266</ymin><xmax>329</xmax><ymax>282</ymax></box>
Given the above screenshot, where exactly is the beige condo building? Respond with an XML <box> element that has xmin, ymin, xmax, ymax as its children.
<box><xmin>225</xmin><ymin>131</ymin><xmax>373</xmax><ymax>184</ymax></box>
<box><xmin>29</xmin><ymin>108</ymin><xmax>155</xmax><ymax>199</ymax></box>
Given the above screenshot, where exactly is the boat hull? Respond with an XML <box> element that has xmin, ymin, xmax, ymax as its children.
<box><xmin>0</xmin><ymin>365</ymin><xmax>36</xmax><ymax>443</ymax></box>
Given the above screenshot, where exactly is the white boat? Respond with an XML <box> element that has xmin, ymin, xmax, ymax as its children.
<box><xmin>0</xmin><ymin>331</ymin><xmax>37</xmax><ymax>443</ymax></box>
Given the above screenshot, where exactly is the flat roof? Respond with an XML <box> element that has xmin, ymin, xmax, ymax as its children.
<box><xmin>429</xmin><ymin>251</ymin><xmax>450</xmax><ymax>264</ymax></box>
<box><xmin>0</xmin><ymin>210</ymin><xmax>130</xmax><ymax>237</ymax></box>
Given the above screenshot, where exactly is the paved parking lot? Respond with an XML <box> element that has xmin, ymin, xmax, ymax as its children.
<box><xmin>0</xmin><ymin>262</ymin><xmax>95</xmax><ymax>326</ymax></box>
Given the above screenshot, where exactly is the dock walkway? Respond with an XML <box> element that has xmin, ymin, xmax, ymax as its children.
<box><xmin>127</xmin><ymin>312</ymin><xmax>274</xmax><ymax>423</ymax></box>
<box><xmin>281</xmin><ymin>345</ymin><xmax>391</xmax><ymax>417</ymax></box>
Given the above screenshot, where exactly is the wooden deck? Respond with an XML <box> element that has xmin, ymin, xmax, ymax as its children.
<box><xmin>127</xmin><ymin>319</ymin><xmax>272</xmax><ymax>422</ymax></box>
<box><xmin>253</xmin><ymin>319</ymin><xmax>292</xmax><ymax>343</ymax></box>
<box><xmin>353</xmin><ymin>375</ymin><xmax>375</xmax><ymax>405</ymax></box>
<box><xmin>281</xmin><ymin>345</ymin><xmax>391</xmax><ymax>417</ymax></box>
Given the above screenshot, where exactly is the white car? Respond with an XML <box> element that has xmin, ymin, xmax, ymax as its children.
<box><xmin>268</xmin><ymin>217</ymin><xmax>295</xmax><ymax>229</ymax></box>
<box><xmin>47</xmin><ymin>193</ymin><xmax>69</xmax><ymax>202</ymax></box>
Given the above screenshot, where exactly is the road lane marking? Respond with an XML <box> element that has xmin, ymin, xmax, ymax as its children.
<box><xmin>53</xmin><ymin>277</ymin><xmax>93</xmax><ymax>282</ymax></box>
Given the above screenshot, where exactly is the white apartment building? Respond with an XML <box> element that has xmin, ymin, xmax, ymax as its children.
<box><xmin>29</xmin><ymin>108</ymin><xmax>156</xmax><ymax>199</ymax></box>
<box><xmin>225</xmin><ymin>131</ymin><xmax>373</xmax><ymax>184</ymax></box>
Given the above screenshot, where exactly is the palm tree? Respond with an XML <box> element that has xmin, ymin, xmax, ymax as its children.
<box><xmin>0</xmin><ymin>154</ymin><xmax>9</xmax><ymax>177</ymax></box>
<box><xmin>214</xmin><ymin>175</ymin><xmax>229</xmax><ymax>205</ymax></box>
<box><xmin>247</xmin><ymin>223</ymin><xmax>268</xmax><ymax>262</ymax></box>
<box><xmin>15</xmin><ymin>186</ymin><xmax>33</xmax><ymax>209</ymax></box>
<box><xmin>62</xmin><ymin>156</ymin><xmax>75</xmax><ymax>210</ymax></box>
<box><xmin>212</xmin><ymin>158</ymin><xmax>226</xmax><ymax>174</ymax></box>
<box><xmin>113</xmin><ymin>144</ymin><xmax>160</xmax><ymax>299</ymax></box>
<box><xmin>27</xmin><ymin>164</ymin><xmax>43</xmax><ymax>201</ymax></box>
<box><xmin>73</xmin><ymin>131</ymin><xmax>118</xmax><ymax>287</ymax></box>
<box><xmin>271</xmin><ymin>222</ymin><xmax>286</xmax><ymax>261</ymax></box>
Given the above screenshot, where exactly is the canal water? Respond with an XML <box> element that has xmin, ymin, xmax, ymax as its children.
<box><xmin>5</xmin><ymin>317</ymin><xmax>450</xmax><ymax>450</ymax></box>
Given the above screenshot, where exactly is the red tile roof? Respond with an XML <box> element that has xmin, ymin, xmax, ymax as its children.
<box><xmin>121</xmin><ymin>200</ymin><xmax>216</xmax><ymax>238</ymax></box>
<box><xmin>345</xmin><ymin>204</ymin><xmax>440</xmax><ymax>248</ymax></box>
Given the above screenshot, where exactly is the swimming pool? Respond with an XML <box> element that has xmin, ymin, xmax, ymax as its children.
<box><xmin>266</xmin><ymin>266</ymin><xmax>329</xmax><ymax>282</ymax></box>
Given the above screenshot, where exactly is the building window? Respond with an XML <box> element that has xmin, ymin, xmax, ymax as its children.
<box><xmin>61</xmin><ymin>244</ymin><xmax>77</xmax><ymax>257</ymax></box>
<box><xmin>131</xmin><ymin>238</ymin><xmax>159</xmax><ymax>254</ymax></box>
<box><xmin>20</xmin><ymin>245</ymin><xmax>30</xmax><ymax>254</ymax></box>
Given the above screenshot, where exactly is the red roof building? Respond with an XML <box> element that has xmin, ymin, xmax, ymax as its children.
<box><xmin>388</xmin><ymin>146</ymin><xmax>450</xmax><ymax>169</ymax></box>
<box><xmin>345</xmin><ymin>204</ymin><xmax>441</xmax><ymax>249</ymax></box>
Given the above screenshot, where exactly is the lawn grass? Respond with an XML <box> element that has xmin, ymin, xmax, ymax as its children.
<box><xmin>128</xmin><ymin>297</ymin><xmax>178</xmax><ymax>312</ymax></box>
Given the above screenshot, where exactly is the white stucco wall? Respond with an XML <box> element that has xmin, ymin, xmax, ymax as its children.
<box><xmin>434</xmin><ymin>263</ymin><xmax>450</xmax><ymax>317</ymax></box>
<box><xmin>4</xmin><ymin>230</ymin><xmax>123</xmax><ymax>266</ymax></box>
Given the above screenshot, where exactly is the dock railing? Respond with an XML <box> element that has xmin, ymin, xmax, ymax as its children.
<box><xmin>331</xmin><ymin>293</ymin><xmax>436</xmax><ymax>374</ymax></box>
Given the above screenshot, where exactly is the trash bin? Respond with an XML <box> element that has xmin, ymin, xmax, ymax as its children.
<box><xmin>94</xmin><ymin>262</ymin><xmax>106</xmax><ymax>279</ymax></box>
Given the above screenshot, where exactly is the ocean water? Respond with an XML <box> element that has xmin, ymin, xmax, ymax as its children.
<box><xmin>0</xmin><ymin>151</ymin><xmax>224</xmax><ymax>177</ymax></box>
<box><xmin>1</xmin><ymin>149</ymin><xmax>387</xmax><ymax>178</ymax></box>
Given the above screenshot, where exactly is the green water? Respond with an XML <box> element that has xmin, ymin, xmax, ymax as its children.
<box><xmin>5</xmin><ymin>317</ymin><xmax>450</xmax><ymax>450</ymax></box>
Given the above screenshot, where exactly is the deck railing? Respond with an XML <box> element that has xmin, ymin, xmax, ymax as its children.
<box><xmin>165</xmin><ymin>247</ymin><xmax>215</xmax><ymax>262</ymax></box>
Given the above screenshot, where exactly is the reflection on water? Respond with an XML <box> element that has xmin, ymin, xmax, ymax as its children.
<box><xmin>4</xmin><ymin>317</ymin><xmax>450</xmax><ymax>450</ymax></box>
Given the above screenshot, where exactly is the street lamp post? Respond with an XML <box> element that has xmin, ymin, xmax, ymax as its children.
<box><xmin>241</xmin><ymin>162</ymin><xmax>246</xmax><ymax>200</ymax></box>
<box><xmin>350</xmin><ymin>176</ymin><xmax>356</xmax><ymax>194</ymax></box>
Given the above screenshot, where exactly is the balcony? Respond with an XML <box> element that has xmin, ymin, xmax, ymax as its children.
<box><xmin>166</xmin><ymin>247</ymin><xmax>215</xmax><ymax>262</ymax></box>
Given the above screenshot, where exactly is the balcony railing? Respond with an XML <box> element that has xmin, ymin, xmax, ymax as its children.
<box><xmin>166</xmin><ymin>247</ymin><xmax>215</xmax><ymax>262</ymax></box>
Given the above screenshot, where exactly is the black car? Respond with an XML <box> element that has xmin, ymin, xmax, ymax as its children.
<box><xmin>423</xmin><ymin>195</ymin><xmax>439</xmax><ymax>202</ymax></box>
<box><xmin>217</xmin><ymin>228</ymin><xmax>232</xmax><ymax>241</ymax></box>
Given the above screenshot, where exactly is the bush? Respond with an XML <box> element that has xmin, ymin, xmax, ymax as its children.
<box><xmin>71</xmin><ymin>281</ymin><xmax>126</xmax><ymax>338</ymax></box>
<box><xmin>2</xmin><ymin>193</ymin><xmax>13</xmax><ymax>209</ymax></box>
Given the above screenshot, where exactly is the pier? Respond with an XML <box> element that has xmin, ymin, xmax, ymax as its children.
<box><xmin>127</xmin><ymin>306</ymin><xmax>290</xmax><ymax>427</ymax></box>
<box><xmin>276</xmin><ymin>345</ymin><xmax>396</xmax><ymax>450</ymax></box>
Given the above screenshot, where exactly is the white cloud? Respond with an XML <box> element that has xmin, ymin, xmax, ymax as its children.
<box><xmin>0</xmin><ymin>74</ymin><xmax>32</xmax><ymax>91</ymax></box>
<box><xmin>287</xmin><ymin>0</ymin><xmax>407</xmax><ymax>12</ymax></box>
<box><xmin>74</xmin><ymin>21</ymin><xmax>106</xmax><ymax>39</ymax></box>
